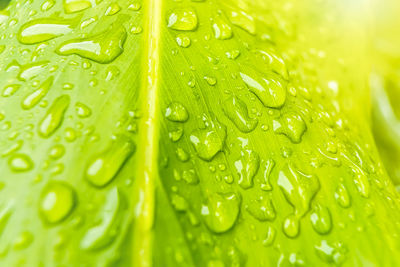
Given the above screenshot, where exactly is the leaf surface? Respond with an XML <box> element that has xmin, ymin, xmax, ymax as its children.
<box><xmin>0</xmin><ymin>0</ymin><xmax>399</xmax><ymax>266</ymax></box>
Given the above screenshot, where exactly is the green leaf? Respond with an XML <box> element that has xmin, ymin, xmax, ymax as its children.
<box><xmin>0</xmin><ymin>0</ymin><xmax>399</xmax><ymax>266</ymax></box>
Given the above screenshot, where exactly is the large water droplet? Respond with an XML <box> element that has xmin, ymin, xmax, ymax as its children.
<box><xmin>80</xmin><ymin>187</ymin><xmax>123</xmax><ymax>250</ymax></box>
<box><xmin>85</xmin><ymin>135</ymin><xmax>135</xmax><ymax>187</ymax></box>
<box><xmin>273</xmin><ymin>112</ymin><xmax>307</xmax><ymax>143</ymax></box>
<box><xmin>278</xmin><ymin>164</ymin><xmax>320</xmax><ymax>217</ymax></box>
<box><xmin>39</xmin><ymin>181</ymin><xmax>76</xmax><ymax>224</ymax></box>
<box><xmin>223</xmin><ymin>95</ymin><xmax>258</xmax><ymax>133</ymax></box>
<box><xmin>21</xmin><ymin>76</ymin><xmax>53</xmax><ymax>109</ymax></box>
<box><xmin>167</xmin><ymin>8</ymin><xmax>198</xmax><ymax>31</ymax></box>
<box><xmin>201</xmin><ymin>192</ymin><xmax>240</xmax><ymax>233</ymax></box>
<box><xmin>190</xmin><ymin>120</ymin><xmax>226</xmax><ymax>161</ymax></box>
<box><xmin>240</xmin><ymin>70</ymin><xmax>286</xmax><ymax>108</ymax></box>
<box><xmin>17</xmin><ymin>16</ymin><xmax>80</xmax><ymax>45</ymax></box>
<box><xmin>263</xmin><ymin>225</ymin><xmax>276</xmax><ymax>246</ymax></box>
<box><xmin>38</xmin><ymin>95</ymin><xmax>70</xmax><ymax>138</ymax></box>
<box><xmin>235</xmin><ymin>149</ymin><xmax>260</xmax><ymax>189</ymax></box>
<box><xmin>56</xmin><ymin>23</ymin><xmax>127</xmax><ymax>64</ymax></box>
<box><xmin>165</xmin><ymin>102</ymin><xmax>189</xmax><ymax>122</ymax></box>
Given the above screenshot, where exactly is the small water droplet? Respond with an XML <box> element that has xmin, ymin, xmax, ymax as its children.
<box><xmin>49</xmin><ymin>144</ymin><xmax>65</xmax><ymax>159</ymax></box>
<box><xmin>167</xmin><ymin>8</ymin><xmax>198</xmax><ymax>31</ymax></box>
<box><xmin>263</xmin><ymin>225</ymin><xmax>276</xmax><ymax>246</ymax></box>
<box><xmin>9</xmin><ymin>153</ymin><xmax>34</xmax><ymax>172</ymax></box>
<box><xmin>182</xmin><ymin>169</ymin><xmax>199</xmax><ymax>185</ymax></box>
<box><xmin>335</xmin><ymin>183</ymin><xmax>351</xmax><ymax>208</ymax></box>
<box><xmin>38</xmin><ymin>94</ymin><xmax>70</xmax><ymax>138</ymax></box>
<box><xmin>278</xmin><ymin>164</ymin><xmax>320</xmax><ymax>217</ymax></box>
<box><xmin>235</xmin><ymin>149</ymin><xmax>260</xmax><ymax>189</ymax></box>
<box><xmin>18</xmin><ymin>61</ymin><xmax>50</xmax><ymax>81</ymax></box>
<box><xmin>223</xmin><ymin>95</ymin><xmax>258</xmax><ymax>133</ymax></box>
<box><xmin>310</xmin><ymin>204</ymin><xmax>332</xmax><ymax>235</ymax></box>
<box><xmin>246</xmin><ymin>196</ymin><xmax>275</xmax><ymax>221</ymax></box>
<box><xmin>273</xmin><ymin>112</ymin><xmax>307</xmax><ymax>143</ymax></box>
<box><xmin>63</xmin><ymin>0</ymin><xmax>92</xmax><ymax>14</ymax></box>
<box><xmin>75</xmin><ymin>102</ymin><xmax>92</xmax><ymax>118</ymax></box>
<box><xmin>21</xmin><ymin>76</ymin><xmax>53</xmax><ymax>109</ymax></box>
<box><xmin>171</xmin><ymin>194</ymin><xmax>189</xmax><ymax>212</ymax></box>
<box><xmin>169</xmin><ymin>127</ymin><xmax>183</xmax><ymax>142</ymax></box>
<box><xmin>283</xmin><ymin>214</ymin><xmax>299</xmax><ymax>238</ymax></box>
<box><xmin>165</xmin><ymin>102</ymin><xmax>189</xmax><ymax>122</ymax></box>
<box><xmin>80</xmin><ymin>187</ymin><xmax>123</xmax><ymax>250</ymax></box>
<box><xmin>240</xmin><ymin>70</ymin><xmax>287</xmax><ymax>108</ymax></box>
<box><xmin>190</xmin><ymin>120</ymin><xmax>226</xmax><ymax>161</ymax></box>
<box><xmin>204</xmin><ymin>75</ymin><xmax>217</xmax><ymax>86</ymax></box>
<box><xmin>39</xmin><ymin>181</ymin><xmax>76</xmax><ymax>224</ymax></box>
<box><xmin>261</xmin><ymin>159</ymin><xmax>274</xmax><ymax>191</ymax></box>
<box><xmin>85</xmin><ymin>135</ymin><xmax>135</xmax><ymax>187</ymax></box>
<box><xmin>228</xmin><ymin>10</ymin><xmax>255</xmax><ymax>34</ymax></box>
<box><xmin>14</xmin><ymin>231</ymin><xmax>34</xmax><ymax>250</ymax></box>
<box><xmin>176</xmin><ymin>34</ymin><xmax>191</xmax><ymax>48</ymax></box>
<box><xmin>2</xmin><ymin>84</ymin><xmax>20</xmax><ymax>97</ymax></box>
<box><xmin>176</xmin><ymin>147</ymin><xmax>190</xmax><ymax>162</ymax></box>
<box><xmin>105</xmin><ymin>3</ymin><xmax>121</xmax><ymax>16</ymax></box>
<box><xmin>212</xmin><ymin>14</ymin><xmax>232</xmax><ymax>40</ymax></box>
<box><xmin>17</xmin><ymin>16</ymin><xmax>80</xmax><ymax>45</ymax></box>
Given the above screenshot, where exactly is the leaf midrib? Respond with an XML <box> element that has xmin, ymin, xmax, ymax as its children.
<box><xmin>132</xmin><ymin>0</ymin><xmax>162</xmax><ymax>266</ymax></box>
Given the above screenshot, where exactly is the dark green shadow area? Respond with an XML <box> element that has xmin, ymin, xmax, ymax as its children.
<box><xmin>0</xmin><ymin>0</ymin><xmax>10</xmax><ymax>10</ymax></box>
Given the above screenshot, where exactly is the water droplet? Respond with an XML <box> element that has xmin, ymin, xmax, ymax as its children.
<box><xmin>9</xmin><ymin>153</ymin><xmax>34</xmax><ymax>172</ymax></box>
<box><xmin>310</xmin><ymin>204</ymin><xmax>332</xmax><ymax>235</ymax></box>
<box><xmin>273</xmin><ymin>112</ymin><xmax>307</xmax><ymax>143</ymax></box>
<box><xmin>278</xmin><ymin>164</ymin><xmax>320</xmax><ymax>217</ymax></box>
<box><xmin>63</xmin><ymin>0</ymin><xmax>92</xmax><ymax>14</ymax></box>
<box><xmin>246</xmin><ymin>196</ymin><xmax>275</xmax><ymax>221</ymax></box>
<box><xmin>225</xmin><ymin>49</ymin><xmax>240</xmax><ymax>59</ymax></box>
<box><xmin>235</xmin><ymin>149</ymin><xmax>260</xmax><ymax>189</ymax></box>
<box><xmin>204</xmin><ymin>76</ymin><xmax>217</xmax><ymax>86</ymax></box>
<box><xmin>18</xmin><ymin>61</ymin><xmax>50</xmax><ymax>81</ymax></box>
<box><xmin>240</xmin><ymin>70</ymin><xmax>286</xmax><ymax>108</ymax></box>
<box><xmin>80</xmin><ymin>187</ymin><xmax>123</xmax><ymax>250</ymax></box>
<box><xmin>14</xmin><ymin>231</ymin><xmax>34</xmax><ymax>250</ymax></box>
<box><xmin>283</xmin><ymin>214</ymin><xmax>299</xmax><ymax>238</ymax></box>
<box><xmin>17</xmin><ymin>16</ymin><xmax>79</xmax><ymax>45</ymax></box>
<box><xmin>335</xmin><ymin>183</ymin><xmax>351</xmax><ymax>208</ymax></box>
<box><xmin>105</xmin><ymin>3</ymin><xmax>121</xmax><ymax>16</ymax></box>
<box><xmin>21</xmin><ymin>76</ymin><xmax>53</xmax><ymax>109</ymax></box>
<box><xmin>85</xmin><ymin>135</ymin><xmax>135</xmax><ymax>187</ymax></box>
<box><xmin>165</xmin><ymin>102</ymin><xmax>189</xmax><ymax>122</ymax></box>
<box><xmin>41</xmin><ymin>0</ymin><xmax>55</xmax><ymax>11</ymax></box>
<box><xmin>228</xmin><ymin>10</ymin><xmax>255</xmax><ymax>34</ymax></box>
<box><xmin>38</xmin><ymin>95</ymin><xmax>70</xmax><ymax>138</ymax></box>
<box><xmin>223</xmin><ymin>95</ymin><xmax>258</xmax><ymax>133</ymax></box>
<box><xmin>261</xmin><ymin>159</ymin><xmax>274</xmax><ymax>191</ymax></box>
<box><xmin>75</xmin><ymin>102</ymin><xmax>92</xmax><ymax>118</ymax></box>
<box><xmin>176</xmin><ymin>34</ymin><xmax>191</xmax><ymax>48</ymax></box>
<box><xmin>2</xmin><ymin>84</ymin><xmax>20</xmax><ymax>97</ymax></box>
<box><xmin>176</xmin><ymin>147</ymin><xmax>190</xmax><ymax>162</ymax></box>
<box><xmin>182</xmin><ymin>169</ymin><xmax>199</xmax><ymax>185</ymax></box>
<box><xmin>263</xmin><ymin>225</ymin><xmax>276</xmax><ymax>246</ymax></box>
<box><xmin>39</xmin><ymin>181</ymin><xmax>76</xmax><ymax>224</ymax></box>
<box><xmin>212</xmin><ymin>14</ymin><xmax>232</xmax><ymax>40</ymax></box>
<box><xmin>169</xmin><ymin>127</ymin><xmax>183</xmax><ymax>142</ymax></box>
<box><xmin>171</xmin><ymin>194</ymin><xmax>188</xmax><ymax>212</ymax></box>
<box><xmin>128</xmin><ymin>3</ymin><xmax>141</xmax><ymax>11</ymax></box>
<box><xmin>315</xmin><ymin>240</ymin><xmax>347</xmax><ymax>265</ymax></box>
<box><xmin>167</xmin><ymin>8</ymin><xmax>198</xmax><ymax>31</ymax></box>
<box><xmin>190</xmin><ymin>120</ymin><xmax>226</xmax><ymax>161</ymax></box>
<box><xmin>253</xmin><ymin>49</ymin><xmax>288</xmax><ymax>79</ymax></box>
<box><xmin>201</xmin><ymin>192</ymin><xmax>240</xmax><ymax>233</ymax></box>
<box><xmin>130</xmin><ymin>25</ymin><xmax>143</xmax><ymax>34</ymax></box>
<box><xmin>49</xmin><ymin>144</ymin><xmax>65</xmax><ymax>159</ymax></box>
<box><xmin>56</xmin><ymin>23</ymin><xmax>127</xmax><ymax>64</ymax></box>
